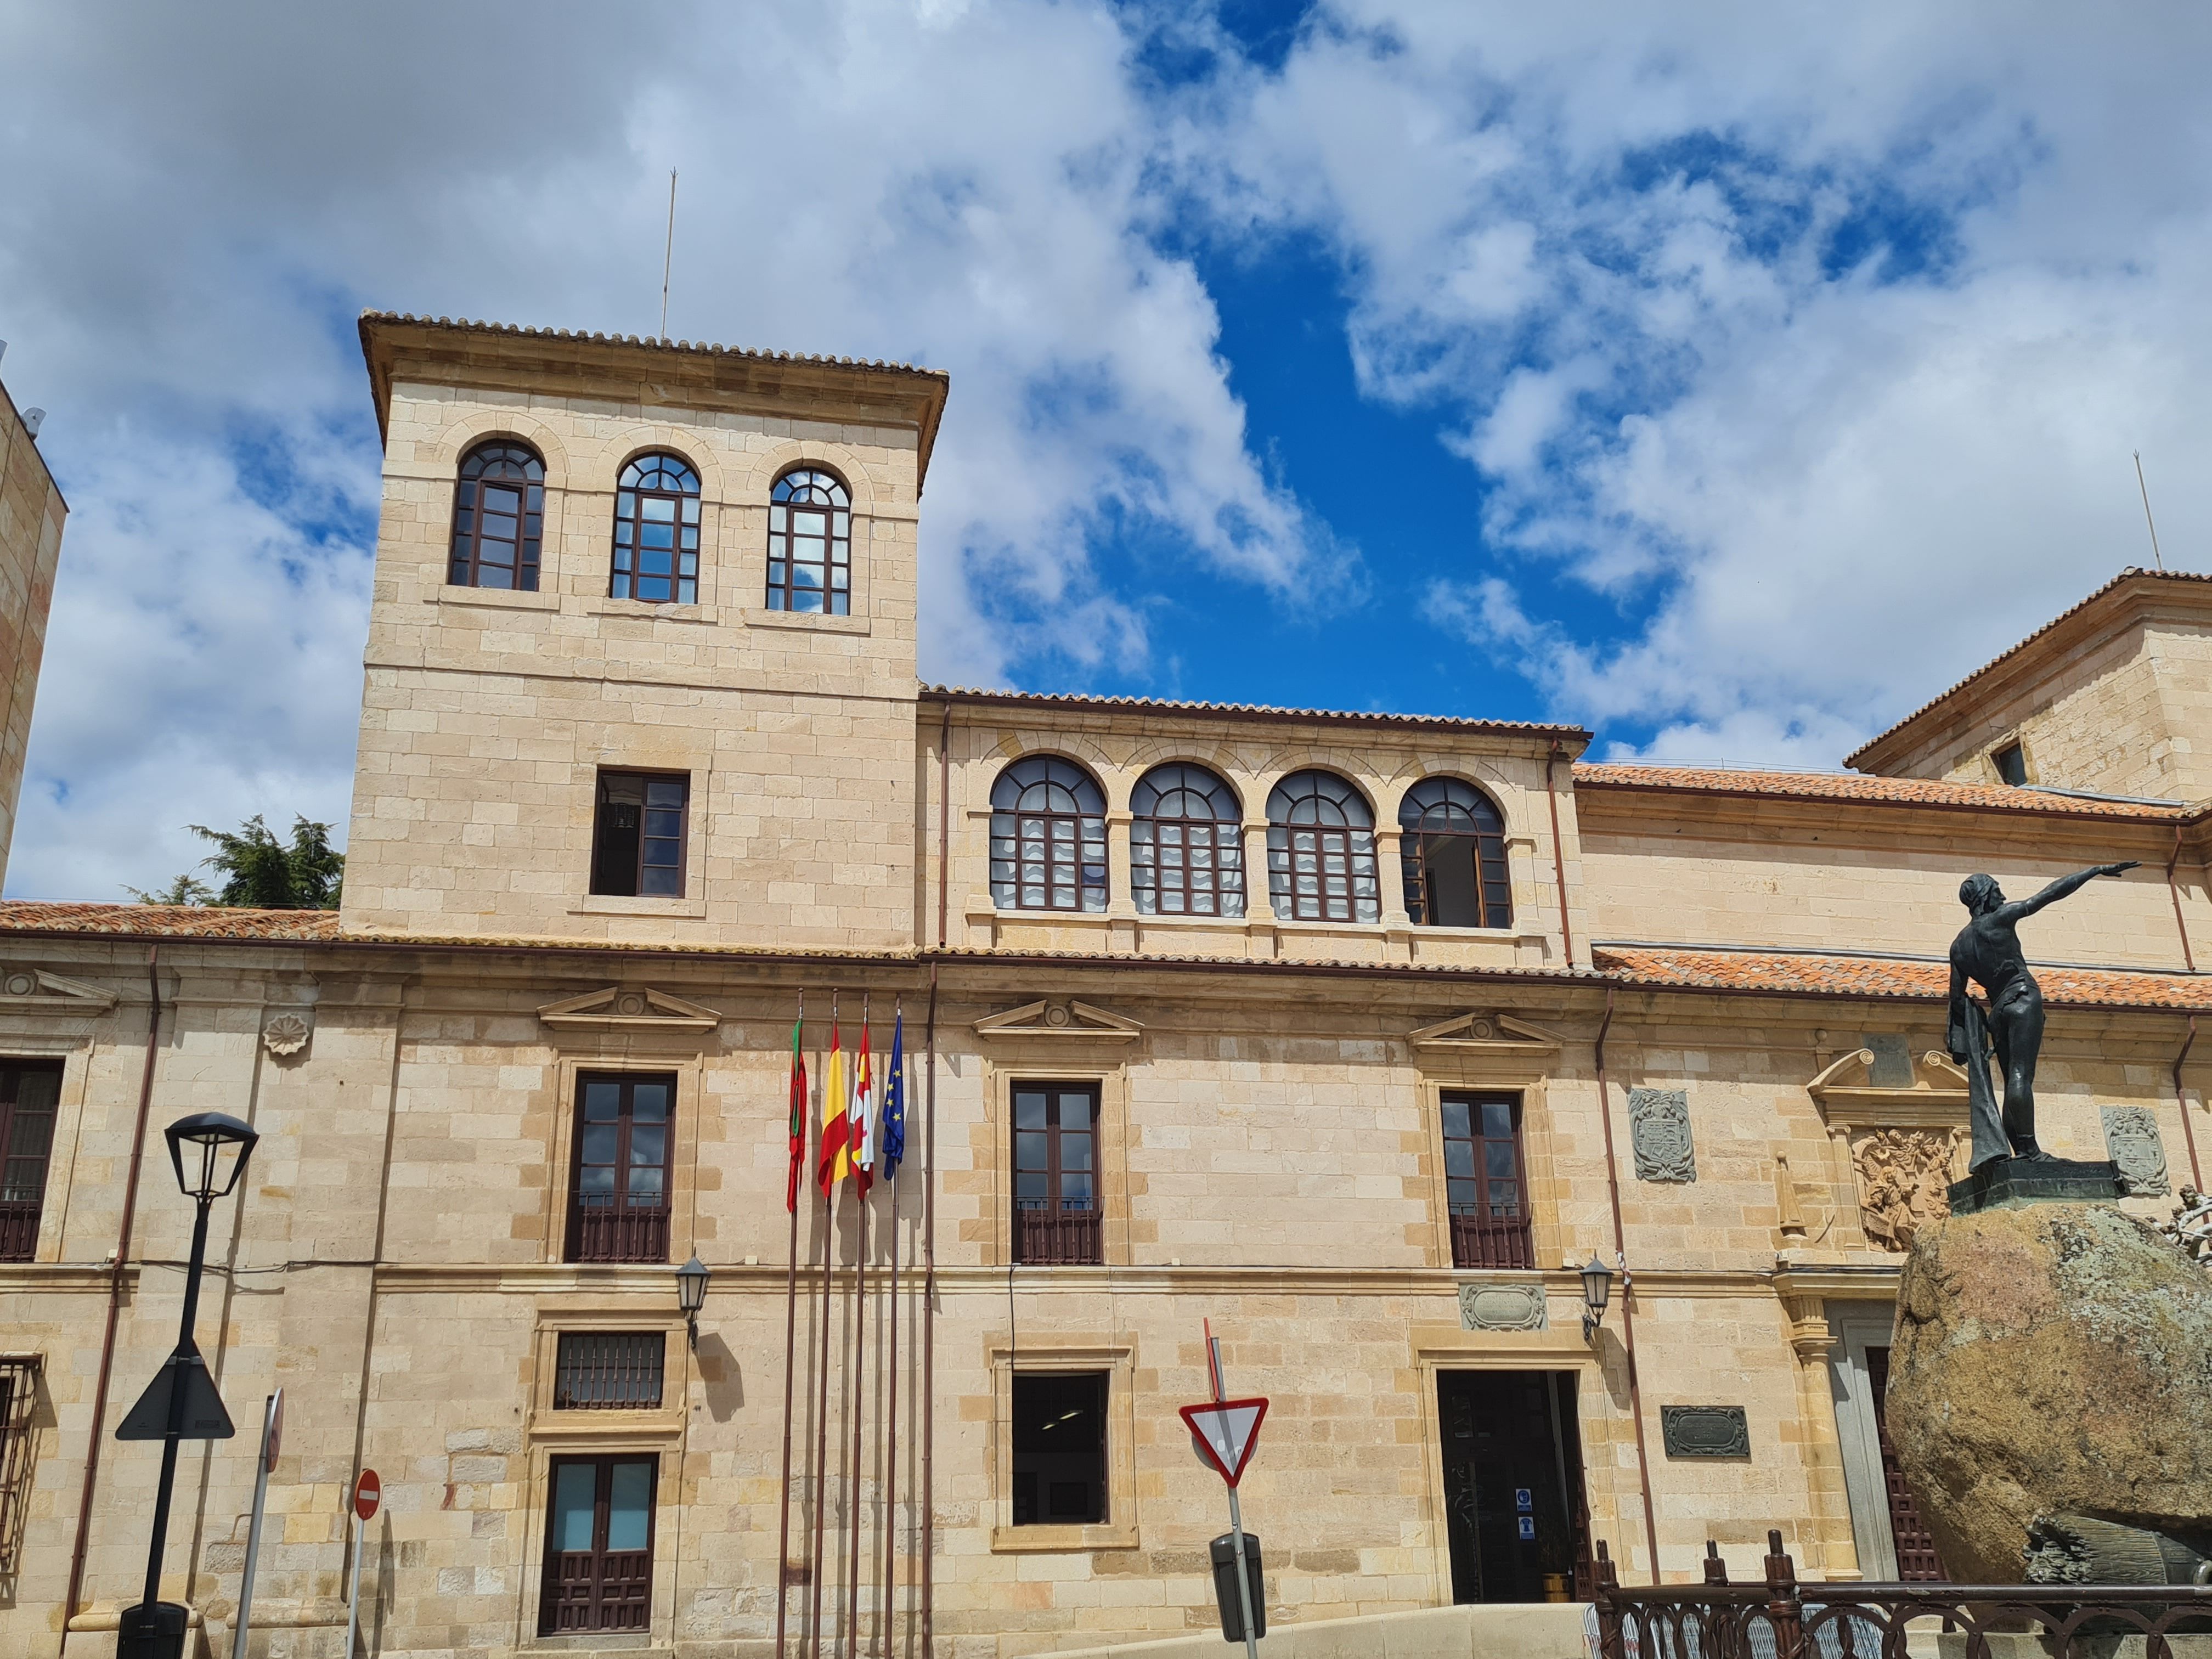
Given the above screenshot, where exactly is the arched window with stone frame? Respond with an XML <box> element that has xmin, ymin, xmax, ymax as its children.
<box><xmin>990</xmin><ymin>756</ymin><xmax>1109</xmax><ymax>913</ymax></box>
<box><xmin>1265</xmin><ymin>769</ymin><xmax>1380</xmax><ymax>923</ymax></box>
<box><xmin>449</xmin><ymin>439</ymin><xmax>546</xmax><ymax>590</ymax></box>
<box><xmin>610</xmin><ymin>452</ymin><xmax>702</xmax><ymax>604</ymax></box>
<box><xmin>765</xmin><ymin>467</ymin><xmax>851</xmax><ymax>614</ymax></box>
<box><xmin>1130</xmin><ymin>763</ymin><xmax>1244</xmax><ymax>918</ymax></box>
<box><xmin>1398</xmin><ymin>776</ymin><xmax>1512</xmax><ymax>928</ymax></box>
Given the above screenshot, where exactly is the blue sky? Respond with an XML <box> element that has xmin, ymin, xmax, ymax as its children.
<box><xmin>4</xmin><ymin>1</ymin><xmax>2211</xmax><ymax>898</ymax></box>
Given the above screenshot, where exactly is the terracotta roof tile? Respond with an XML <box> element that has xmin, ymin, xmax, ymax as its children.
<box><xmin>1572</xmin><ymin>762</ymin><xmax>2181</xmax><ymax>820</ymax></box>
<box><xmin>927</xmin><ymin>686</ymin><xmax>1590</xmax><ymax>741</ymax></box>
<box><xmin>358</xmin><ymin>310</ymin><xmax>946</xmax><ymax>380</ymax></box>
<box><xmin>0</xmin><ymin>903</ymin><xmax>342</xmax><ymax>940</ymax></box>
<box><xmin>1596</xmin><ymin>944</ymin><xmax>2212</xmax><ymax>1012</ymax></box>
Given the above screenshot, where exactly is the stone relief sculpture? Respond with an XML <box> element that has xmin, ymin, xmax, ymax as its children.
<box><xmin>1628</xmin><ymin>1087</ymin><xmax>1696</xmax><ymax>1183</ymax></box>
<box><xmin>2102</xmin><ymin>1105</ymin><xmax>2171</xmax><ymax>1197</ymax></box>
<box><xmin>2161</xmin><ymin>1187</ymin><xmax>2212</xmax><ymax>1267</ymax></box>
<box><xmin>1854</xmin><ymin>1127</ymin><xmax>1963</xmax><ymax>1252</ymax></box>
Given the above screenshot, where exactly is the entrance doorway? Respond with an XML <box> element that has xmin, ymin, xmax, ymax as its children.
<box><xmin>1437</xmin><ymin>1370</ymin><xmax>1590</xmax><ymax>1604</ymax></box>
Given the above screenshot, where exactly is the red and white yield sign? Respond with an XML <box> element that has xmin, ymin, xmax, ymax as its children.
<box><xmin>353</xmin><ymin>1469</ymin><xmax>381</xmax><ymax>1521</ymax></box>
<box><xmin>1180</xmin><ymin>1396</ymin><xmax>1268</xmax><ymax>1487</ymax></box>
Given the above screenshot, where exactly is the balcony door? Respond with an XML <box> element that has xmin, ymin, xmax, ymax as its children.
<box><xmin>1442</xmin><ymin>1092</ymin><xmax>1533</xmax><ymax>1269</ymax></box>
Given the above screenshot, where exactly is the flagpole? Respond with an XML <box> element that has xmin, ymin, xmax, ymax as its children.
<box><xmin>847</xmin><ymin>997</ymin><xmax>870</xmax><ymax>1659</ymax></box>
<box><xmin>920</xmin><ymin>967</ymin><xmax>939</xmax><ymax>1659</ymax></box>
<box><xmin>776</xmin><ymin>993</ymin><xmax>806</xmax><ymax>1659</ymax></box>
<box><xmin>881</xmin><ymin>1004</ymin><xmax>902</xmax><ymax>1659</ymax></box>
<box><xmin>808</xmin><ymin>996</ymin><xmax>839</xmax><ymax>1659</ymax></box>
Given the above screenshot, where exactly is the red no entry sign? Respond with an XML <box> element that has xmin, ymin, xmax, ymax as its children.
<box><xmin>1180</xmin><ymin>1396</ymin><xmax>1268</xmax><ymax>1487</ymax></box>
<box><xmin>353</xmin><ymin>1469</ymin><xmax>381</xmax><ymax>1521</ymax></box>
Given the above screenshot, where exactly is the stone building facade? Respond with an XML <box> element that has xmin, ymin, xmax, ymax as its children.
<box><xmin>0</xmin><ymin>315</ymin><xmax>2208</xmax><ymax>1658</ymax></box>
<box><xmin>0</xmin><ymin>366</ymin><xmax>64</xmax><ymax>891</ymax></box>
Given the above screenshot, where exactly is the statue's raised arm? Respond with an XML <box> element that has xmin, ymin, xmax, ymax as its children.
<box><xmin>1999</xmin><ymin>861</ymin><xmax>2140</xmax><ymax>923</ymax></box>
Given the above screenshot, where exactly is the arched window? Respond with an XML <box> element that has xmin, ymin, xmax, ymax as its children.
<box><xmin>1131</xmin><ymin>764</ymin><xmax>1244</xmax><ymax>918</ymax></box>
<box><xmin>990</xmin><ymin>757</ymin><xmax>1108</xmax><ymax>913</ymax></box>
<box><xmin>766</xmin><ymin>469</ymin><xmax>850</xmax><ymax>615</ymax></box>
<box><xmin>612</xmin><ymin>453</ymin><xmax>701</xmax><ymax>604</ymax></box>
<box><xmin>1266</xmin><ymin>770</ymin><xmax>1379</xmax><ymax>923</ymax></box>
<box><xmin>449</xmin><ymin>440</ymin><xmax>545</xmax><ymax>590</ymax></box>
<box><xmin>1398</xmin><ymin>777</ymin><xmax>1511</xmax><ymax>928</ymax></box>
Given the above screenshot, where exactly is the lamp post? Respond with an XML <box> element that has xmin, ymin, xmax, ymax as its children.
<box><xmin>1579</xmin><ymin>1254</ymin><xmax>1615</xmax><ymax>1342</ymax></box>
<box><xmin>117</xmin><ymin>1111</ymin><xmax>257</xmax><ymax>1659</ymax></box>
<box><xmin>675</xmin><ymin>1254</ymin><xmax>710</xmax><ymax>1348</ymax></box>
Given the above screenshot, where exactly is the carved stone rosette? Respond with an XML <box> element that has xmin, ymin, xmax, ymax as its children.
<box><xmin>1853</xmin><ymin>1127</ymin><xmax>1962</xmax><ymax>1252</ymax></box>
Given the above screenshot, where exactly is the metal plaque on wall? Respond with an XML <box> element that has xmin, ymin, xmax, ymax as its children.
<box><xmin>1660</xmin><ymin>1404</ymin><xmax>1750</xmax><ymax>1459</ymax></box>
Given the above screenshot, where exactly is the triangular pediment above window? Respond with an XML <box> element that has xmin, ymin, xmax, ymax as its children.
<box><xmin>1407</xmin><ymin>1011</ymin><xmax>1562</xmax><ymax>1056</ymax></box>
<box><xmin>0</xmin><ymin>968</ymin><xmax>120</xmax><ymax>1014</ymax></box>
<box><xmin>974</xmin><ymin>998</ymin><xmax>1143</xmax><ymax>1041</ymax></box>
<box><xmin>537</xmin><ymin>986</ymin><xmax>723</xmax><ymax>1031</ymax></box>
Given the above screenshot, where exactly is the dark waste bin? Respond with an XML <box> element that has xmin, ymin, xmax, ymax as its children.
<box><xmin>1209</xmin><ymin>1531</ymin><xmax>1265</xmax><ymax>1642</ymax></box>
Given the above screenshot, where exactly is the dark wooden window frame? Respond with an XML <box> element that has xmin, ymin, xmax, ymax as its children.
<box><xmin>989</xmin><ymin>757</ymin><xmax>1109</xmax><ymax>914</ymax></box>
<box><xmin>539</xmin><ymin>1453</ymin><xmax>658</xmax><ymax>1634</ymax></box>
<box><xmin>1265</xmin><ymin>769</ymin><xmax>1381</xmax><ymax>923</ymax></box>
<box><xmin>1011</xmin><ymin>1081</ymin><xmax>1102</xmax><ymax>1266</ymax></box>
<box><xmin>590</xmin><ymin>770</ymin><xmax>690</xmax><ymax>899</ymax></box>
<box><xmin>1009</xmin><ymin>1370</ymin><xmax>1109</xmax><ymax>1526</ymax></box>
<box><xmin>765</xmin><ymin>467</ymin><xmax>852</xmax><ymax>615</ymax></box>
<box><xmin>0</xmin><ymin>1060</ymin><xmax>63</xmax><ymax>1263</ymax></box>
<box><xmin>552</xmin><ymin>1331</ymin><xmax>667</xmax><ymax>1410</ymax></box>
<box><xmin>1130</xmin><ymin>763</ymin><xmax>1245</xmax><ymax>919</ymax></box>
<box><xmin>1441</xmin><ymin>1090</ymin><xmax>1534</xmax><ymax>1269</ymax></box>
<box><xmin>448</xmin><ymin>439</ymin><xmax>546</xmax><ymax>591</ymax></box>
<box><xmin>611</xmin><ymin>452</ymin><xmax>702</xmax><ymax>605</ymax></box>
<box><xmin>1398</xmin><ymin>776</ymin><xmax>1513</xmax><ymax>929</ymax></box>
<box><xmin>566</xmin><ymin>1073</ymin><xmax>675</xmax><ymax>1265</ymax></box>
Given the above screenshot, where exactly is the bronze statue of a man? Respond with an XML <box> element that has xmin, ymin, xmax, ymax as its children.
<box><xmin>1948</xmin><ymin>862</ymin><xmax>2137</xmax><ymax>1169</ymax></box>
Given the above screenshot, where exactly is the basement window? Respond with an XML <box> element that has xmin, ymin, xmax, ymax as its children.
<box><xmin>1991</xmin><ymin>741</ymin><xmax>2027</xmax><ymax>787</ymax></box>
<box><xmin>1010</xmin><ymin>1372</ymin><xmax>1108</xmax><ymax>1526</ymax></box>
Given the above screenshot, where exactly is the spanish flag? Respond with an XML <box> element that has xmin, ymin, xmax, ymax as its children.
<box><xmin>817</xmin><ymin>1020</ymin><xmax>850</xmax><ymax>1198</ymax></box>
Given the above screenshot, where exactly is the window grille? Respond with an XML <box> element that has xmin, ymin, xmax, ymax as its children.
<box><xmin>0</xmin><ymin>1354</ymin><xmax>38</xmax><ymax>1573</ymax></box>
<box><xmin>612</xmin><ymin>453</ymin><xmax>701</xmax><ymax>604</ymax></box>
<box><xmin>1011</xmin><ymin>1084</ymin><xmax>1102</xmax><ymax>1265</ymax></box>
<box><xmin>590</xmin><ymin>772</ymin><xmax>689</xmax><ymax>898</ymax></box>
<box><xmin>554</xmin><ymin>1332</ymin><xmax>665</xmax><ymax>1410</ymax></box>
<box><xmin>568</xmin><ymin>1075</ymin><xmax>674</xmax><ymax>1264</ymax></box>
<box><xmin>989</xmin><ymin>758</ymin><xmax>1108</xmax><ymax>913</ymax></box>
<box><xmin>449</xmin><ymin>441</ymin><xmax>545</xmax><ymax>591</ymax></box>
<box><xmin>1130</xmin><ymin>763</ymin><xmax>1244</xmax><ymax>918</ymax></box>
<box><xmin>1265</xmin><ymin>770</ymin><xmax>1380</xmax><ymax>923</ymax></box>
<box><xmin>540</xmin><ymin>1455</ymin><xmax>657</xmax><ymax>1633</ymax></box>
<box><xmin>1398</xmin><ymin>776</ymin><xmax>1511</xmax><ymax>928</ymax></box>
<box><xmin>766</xmin><ymin>469</ymin><xmax>851</xmax><ymax>614</ymax></box>
<box><xmin>0</xmin><ymin>1062</ymin><xmax>62</xmax><ymax>1263</ymax></box>
<box><xmin>1442</xmin><ymin>1093</ymin><xmax>1533</xmax><ymax>1268</ymax></box>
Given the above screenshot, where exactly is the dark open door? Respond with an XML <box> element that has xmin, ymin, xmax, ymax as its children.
<box><xmin>1438</xmin><ymin>1370</ymin><xmax>1589</xmax><ymax>1604</ymax></box>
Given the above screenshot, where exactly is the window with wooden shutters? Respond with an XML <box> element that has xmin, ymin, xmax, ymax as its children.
<box><xmin>611</xmin><ymin>452</ymin><xmax>701</xmax><ymax>604</ymax></box>
<box><xmin>1441</xmin><ymin>1092</ymin><xmax>1533</xmax><ymax>1269</ymax></box>
<box><xmin>989</xmin><ymin>757</ymin><xmax>1108</xmax><ymax>913</ymax></box>
<box><xmin>1265</xmin><ymin>770</ymin><xmax>1380</xmax><ymax>923</ymax></box>
<box><xmin>539</xmin><ymin>1454</ymin><xmax>657</xmax><ymax>1634</ymax></box>
<box><xmin>1130</xmin><ymin>763</ymin><xmax>1244</xmax><ymax>918</ymax></box>
<box><xmin>448</xmin><ymin>441</ymin><xmax>545</xmax><ymax>590</ymax></box>
<box><xmin>554</xmin><ymin>1333</ymin><xmax>665</xmax><ymax>1410</ymax></box>
<box><xmin>1011</xmin><ymin>1083</ymin><xmax>1101</xmax><ymax>1265</ymax></box>
<box><xmin>0</xmin><ymin>1061</ymin><xmax>61</xmax><ymax>1263</ymax></box>
<box><xmin>568</xmin><ymin>1075</ymin><xmax>673</xmax><ymax>1264</ymax></box>
<box><xmin>1398</xmin><ymin>776</ymin><xmax>1511</xmax><ymax>928</ymax></box>
<box><xmin>590</xmin><ymin>771</ymin><xmax>689</xmax><ymax>898</ymax></box>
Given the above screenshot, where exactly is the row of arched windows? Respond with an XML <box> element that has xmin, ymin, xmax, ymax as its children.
<box><xmin>447</xmin><ymin>439</ymin><xmax>852</xmax><ymax>614</ymax></box>
<box><xmin>988</xmin><ymin>759</ymin><xmax>1513</xmax><ymax>928</ymax></box>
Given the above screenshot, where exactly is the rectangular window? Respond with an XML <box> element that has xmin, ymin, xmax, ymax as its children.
<box><xmin>1991</xmin><ymin>741</ymin><xmax>2027</xmax><ymax>787</ymax></box>
<box><xmin>554</xmin><ymin>1332</ymin><xmax>665</xmax><ymax>1410</ymax></box>
<box><xmin>1010</xmin><ymin>1372</ymin><xmax>1108</xmax><ymax>1526</ymax></box>
<box><xmin>568</xmin><ymin>1074</ymin><xmax>674</xmax><ymax>1264</ymax></box>
<box><xmin>1012</xmin><ymin>1083</ymin><xmax>1101</xmax><ymax>1266</ymax></box>
<box><xmin>0</xmin><ymin>1354</ymin><xmax>38</xmax><ymax>1572</ymax></box>
<box><xmin>540</xmin><ymin>1454</ymin><xmax>657</xmax><ymax>1634</ymax></box>
<box><xmin>1442</xmin><ymin>1092</ymin><xmax>1534</xmax><ymax>1269</ymax></box>
<box><xmin>0</xmin><ymin>1062</ymin><xmax>62</xmax><ymax>1263</ymax></box>
<box><xmin>590</xmin><ymin>771</ymin><xmax>689</xmax><ymax>898</ymax></box>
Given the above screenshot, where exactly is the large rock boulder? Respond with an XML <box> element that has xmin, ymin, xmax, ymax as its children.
<box><xmin>1888</xmin><ymin>1200</ymin><xmax>2212</xmax><ymax>1583</ymax></box>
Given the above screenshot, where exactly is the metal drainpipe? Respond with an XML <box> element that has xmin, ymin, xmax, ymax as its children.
<box><xmin>2176</xmin><ymin>1017</ymin><xmax>2204</xmax><ymax>1192</ymax></box>
<box><xmin>61</xmin><ymin>946</ymin><xmax>163</xmax><ymax>1654</ymax></box>
<box><xmin>922</xmin><ymin>698</ymin><xmax>950</xmax><ymax>1658</ymax></box>
<box><xmin>2166</xmin><ymin>821</ymin><xmax>2198</xmax><ymax>972</ymax></box>
<box><xmin>1592</xmin><ymin>983</ymin><xmax>1662</xmax><ymax>1584</ymax></box>
<box><xmin>1545</xmin><ymin>740</ymin><xmax>1577</xmax><ymax>967</ymax></box>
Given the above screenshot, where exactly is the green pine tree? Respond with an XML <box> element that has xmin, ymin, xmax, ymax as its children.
<box><xmin>124</xmin><ymin>815</ymin><xmax>344</xmax><ymax>910</ymax></box>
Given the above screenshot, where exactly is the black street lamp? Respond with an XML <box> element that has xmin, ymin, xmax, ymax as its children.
<box><xmin>1579</xmin><ymin>1254</ymin><xmax>1616</xmax><ymax>1342</ymax></box>
<box><xmin>675</xmin><ymin>1253</ymin><xmax>710</xmax><ymax>1348</ymax></box>
<box><xmin>117</xmin><ymin>1111</ymin><xmax>257</xmax><ymax>1659</ymax></box>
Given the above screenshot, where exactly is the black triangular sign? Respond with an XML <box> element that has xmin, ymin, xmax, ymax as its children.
<box><xmin>117</xmin><ymin>1345</ymin><xmax>234</xmax><ymax>1441</ymax></box>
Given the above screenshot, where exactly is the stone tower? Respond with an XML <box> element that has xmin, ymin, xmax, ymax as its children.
<box><xmin>340</xmin><ymin>314</ymin><xmax>947</xmax><ymax>949</ymax></box>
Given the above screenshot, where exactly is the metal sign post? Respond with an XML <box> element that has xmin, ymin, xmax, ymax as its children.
<box><xmin>229</xmin><ymin>1390</ymin><xmax>283</xmax><ymax>1659</ymax></box>
<box><xmin>1180</xmin><ymin>1321</ymin><xmax>1268</xmax><ymax>1659</ymax></box>
<box><xmin>344</xmin><ymin>1469</ymin><xmax>380</xmax><ymax>1659</ymax></box>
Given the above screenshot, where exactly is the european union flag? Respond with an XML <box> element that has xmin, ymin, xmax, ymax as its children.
<box><xmin>880</xmin><ymin>1012</ymin><xmax>906</xmax><ymax>1182</ymax></box>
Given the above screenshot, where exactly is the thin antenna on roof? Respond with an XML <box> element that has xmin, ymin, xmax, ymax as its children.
<box><xmin>658</xmin><ymin>170</ymin><xmax>678</xmax><ymax>343</ymax></box>
<box><xmin>2134</xmin><ymin>450</ymin><xmax>2166</xmax><ymax>572</ymax></box>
